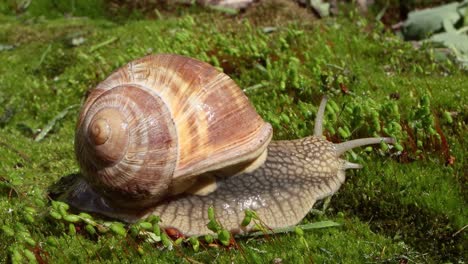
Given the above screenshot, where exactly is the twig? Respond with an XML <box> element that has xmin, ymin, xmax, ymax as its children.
<box><xmin>37</xmin><ymin>44</ymin><xmax>52</xmax><ymax>69</ymax></box>
<box><xmin>207</xmin><ymin>5</ymin><xmax>238</xmax><ymax>15</ymax></box>
<box><xmin>34</xmin><ymin>105</ymin><xmax>79</xmax><ymax>142</ymax></box>
<box><xmin>452</xmin><ymin>224</ymin><xmax>467</xmax><ymax>237</ymax></box>
<box><xmin>375</xmin><ymin>4</ymin><xmax>388</xmax><ymax>21</ymax></box>
<box><xmin>193</xmin><ymin>221</ymin><xmax>341</xmax><ymax>240</ymax></box>
<box><xmin>243</xmin><ymin>83</ymin><xmax>266</xmax><ymax>92</ymax></box>
<box><xmin>457</xmin><ymin>26</ymin><xmax>468</xmax><ymax>34</ymax></box>
<box><xmin>90</xmin><ymin>37</ymin><xmax>118</xmax><ymax>52</ymax></box>
<box><xmin>243</xmin><ymin>221</ymin><xmax>341</xmax><ymax>238</ymax></box>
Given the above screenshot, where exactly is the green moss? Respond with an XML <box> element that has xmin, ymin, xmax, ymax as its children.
<box><xmin>332</xmin><ymin>160</ymin><xmax>466</xmax><ymax>260</ymax></box>
<box><xmin>0</xmin><ymin>1</ymin><xmax>466</xmax><ymax>263</ymax></box>
<box><xmin>1</xmin><ymin>0</ymin><xmax>107</xmax><ymax>19</ymax></box>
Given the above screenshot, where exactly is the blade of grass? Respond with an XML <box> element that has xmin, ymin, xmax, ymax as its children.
<box><xmin>34</xmin><ymin>105</ymin><xmax>79</xmax><ymax>142</ymax></box>
<box><xmin>242</xmin><ymin>221</ymin><xmax>342</xmax><ymax>238</ymax></box>
<box><xmin>36</xmin><ymin>44</ymin><xmax>52</xmax><ymax>69</ymax></box>
<box><xmin>192</xmin><ymin>221</ymin><xmax>341</xmax><ymax>240</ymax></box>
<box><xmin>89</xmin><ymin>37</ymin><xmax>118</xmax><ymax>52</ymax></box>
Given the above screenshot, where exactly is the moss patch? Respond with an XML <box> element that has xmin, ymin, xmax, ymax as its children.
<box><xmin>0</xmin><ymin>1</ymin><xmax>466</xmax><ymax>263</ymax></box>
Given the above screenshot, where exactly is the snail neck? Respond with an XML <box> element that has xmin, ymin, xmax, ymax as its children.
<box><xmin>266</xmin><ymin>136</ymin><xmax>345</xmax><ymax>197</ymax></box>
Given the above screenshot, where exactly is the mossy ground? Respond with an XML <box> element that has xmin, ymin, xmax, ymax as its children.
<box><xmin>0</xmin><ymin>0</ymin><xmax>466</xmax><ymax>263</ymax></box>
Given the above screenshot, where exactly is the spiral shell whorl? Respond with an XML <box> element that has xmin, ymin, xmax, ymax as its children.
<box><xmin>76</xmin><ymin>85</ymin><xmax>178</xmax><ymax>209</ymax></box>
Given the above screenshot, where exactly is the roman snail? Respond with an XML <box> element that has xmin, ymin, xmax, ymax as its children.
<box><xmin>55</xmin><ymin>54</ymin><xmax>394</xmax><ymax>236</ymax></box>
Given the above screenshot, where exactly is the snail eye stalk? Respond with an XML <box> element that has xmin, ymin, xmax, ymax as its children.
<box><xmin>335</xmin><ymin>137</ymin><xmax>395</xmax><ymax>156</ymax></box>
<box><xmin>313</xmin><ymin>96</ymin><xmax>328</xmax><ymax>137</ymax></box>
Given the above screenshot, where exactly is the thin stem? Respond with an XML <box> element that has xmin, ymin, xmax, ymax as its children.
<box><xmin>335</xmin><ymin>137</ymin><xmax>395</xmax><ymax>156</ymax></box>
<box><xmin>314</xmin><ymin>96</ymin><xmax>328</xmax><ymax>137</ymax></box>
<box><xmin>235</xmin><ymin>221</ymin><xmax>341</xmax><ymax>238</ymax></box>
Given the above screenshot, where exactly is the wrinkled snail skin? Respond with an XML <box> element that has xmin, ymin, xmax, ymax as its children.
<box><xmin>153</xmin><ymin>136</ymin><xmax>342</xmax><ymax>236</ymax></box>
<box><xmin>151</xmin><ymin>102</ymin><xmax>394</xmax><ymax>236</ymax></box>
<box><xmin>61</xmin><ymin>54</ymin><xmax>395</xmax><ymax>237</ymax></box>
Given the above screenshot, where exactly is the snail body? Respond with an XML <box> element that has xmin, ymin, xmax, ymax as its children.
<box><xmin>59</xmin><ymin>54</ymin><xmax>393</xmax><ymax>236</ymax></box>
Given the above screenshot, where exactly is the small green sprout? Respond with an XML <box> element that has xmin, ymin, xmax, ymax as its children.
<box><xmin>24</xmin><ymin>236</ymin><xmax>36</xmax><ymax>247</ymax></box>
<box><xmin>23</xmin><ymin>249</ymin><xmax>36</xmax><ymax>263</ymax></box>
<box><xmin>189</xmin><ymin>236</ymin><xmax>200</xmax><ymax>252</ymax></box>
<box><xmin>46</xmin><ymin>237</ymin><xmax>59</xmax><ymax>248</ymax></box>
<box><xmin>208</xmin><ymin>206</ymin><xmax>215</xmax><ymax>220</ymax></box>
<box><xmin>294</xmin><ymin>226</ymin><xmax>304</xmax><ymax>236</ymax></box>
<box><xmin>161</xmin><ymin>232</ymin><xmax>173</xmax><ymax>249</ymax></box>
<box><xmin>338</xmin><ymin>127</ymin><xmax>350</xmax><ymax>139</ymax></box>
<box><xmin>241</xmin><ymin>210</ymin><xmax>253</xmax><ymax>227</ymax></box>
<box><xmin>136</xmin><ymin>246</ymin><xmax>144</xmax><ymax>256</ymax></box>
<box><xmin>85</xmin><ymin>224</ymin><xmax>96</xmax><ymax>235</ymax></box>
<box><xmin>218</xmin><ymin>230</ymin><xmax>231</xmax><ymax>246</ymax></box>
<box><xmin>153</xmin><ymin>224</ymin><xmax>161</xmax><ymax>236</ymax></box>
<box><xmin>22</xmin><ymin>213</ymin><xmax>34</xmax><ymax>224</ymax></box>
<box><xmin>129</xmin><ymin>225</ymin><xmax>139</xmax><ymax>237</ymax></box>
<box><xmin>204</xmin><ymin>234</ymin><xmax>214</xmax><ymax>244</ymax></box>
<box><xmin>294</xmin><ymin>226</ymin><xmax>309</xmax><ymax>250</ymax></box>
<box><xmin>78</xmin><ymin>212</ymin><xmax>93</xmax><ymax>220</ymax></box>
<box><xmin>207</xmin><ymin>206</ymin><xmax>222</xmax><ymax>233</ymax></box>
<box><xmin>68</xmin><ymin>223</ymin><xmax>76</xmax><ymax>235</ymax></box>
<box><xmin>110</xmin><ymin>223</ymin><xmax>126</xmax><ymax>236</ymax></box>
<box><xmin>138</xmin><ymin>221</ymin><xmax>152</xmax><ymax>230</ymax></box>
<box><xmin>1</xmin><ymin>225</ymin><xmax>15</xmax><ymax>237</ymax></box>
<box><xmin>63</xmin><ymin>214</ymin><xmax>80</xmax><ymax>223</ymax></box>
<box><xmin>49</xmin><ymin>209</ymin><xmax>62</xmax><ymax>220</ymax></box>
<box><xmin>145</xmin><ymin>215</ymin><xmax>160</xmax><ymax>225</ymax></box>
<box><xmin>442</xmin><ymin>111</ymin><xmax>453</xmax><ymax>124</ymax></box>
<box><xmin>10</xmin><ymin>247</ymin><xmax>23</xmax><ymax>263</ymax></box>
<box><xmin>395</xmin><ymin>143</ymin><xmax>404</xmax><ymax>151</ymax></box>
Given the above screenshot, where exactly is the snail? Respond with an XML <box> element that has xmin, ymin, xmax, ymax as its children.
<box><xmin>55</xmin><ymin>54</ymin><xmax>394</xmax><ymax>236</ymax></box>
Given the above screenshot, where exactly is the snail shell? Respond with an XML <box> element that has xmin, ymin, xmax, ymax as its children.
<box><xmin>74</xmin><ymin>54</ymin><xmax>272</xmax><ymax>211</ymax></box>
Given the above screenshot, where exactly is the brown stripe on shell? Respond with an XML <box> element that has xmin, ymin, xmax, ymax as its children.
<box><xmin>175</xmin><ymin>73</ymin><xmax>271</xmax><ymax>177</ymax></box>
<box><xmin>76</xmin><ymin>85</ymin><xmax>178</xmax><ymax>209</ymax></box>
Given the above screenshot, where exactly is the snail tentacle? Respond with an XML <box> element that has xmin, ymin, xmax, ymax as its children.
<box><xmin>334</xmin><ymin>137</ymin><xmax>395</xmax><ymax>156</ymax></box>
<box><xmin>313</xmin><ymin>96</ymin><xmax>328</xmax><ymax>137</ymax></box>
